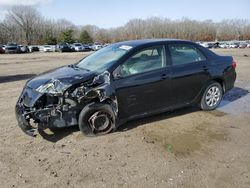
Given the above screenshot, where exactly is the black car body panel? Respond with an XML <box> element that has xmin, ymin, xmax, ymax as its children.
<box><xmin>15</xmin><ymin>39</ymin><xmax>236</xmax><ymax>136</ymax></box>
<box><xmin>26</xmin><ymin>65</ymin><xmax>95</xmax><ymax>89</ymax></box>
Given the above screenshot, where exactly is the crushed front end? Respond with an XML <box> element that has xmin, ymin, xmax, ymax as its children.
<box><xmin>15</xmin><ymin>82</ymin><xmax>79</xmax><ymax>136</ymax></box>
<box><xmin>15</xmin><ymin>70</ymin><xmax>118</xmax><ymax>137</ymax></box>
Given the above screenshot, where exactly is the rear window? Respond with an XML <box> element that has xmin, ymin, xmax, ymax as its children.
<box><xmin>169</xmin><ymin>44</ymin><xmax>206</xmax><ymax>65</ymax></box>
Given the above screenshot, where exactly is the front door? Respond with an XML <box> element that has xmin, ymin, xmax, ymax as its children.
<box><xmin>113</xmin><ymin>45</ymin><xmax>173</xmax><ymax>119</ymax></box>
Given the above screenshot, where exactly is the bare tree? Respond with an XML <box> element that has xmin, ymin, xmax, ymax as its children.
<box><xmin>1</xmin><ymin>5</ymin><xmax>250</xmax><ymax>45</ymax></box>
<box><xmin>5</xmin><ymin>5</ymin><xmax>42</xmax><ymax>44</ymax></box>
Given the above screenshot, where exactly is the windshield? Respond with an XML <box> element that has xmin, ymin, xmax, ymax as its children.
<box><xmin>74</xmin><ymin>43</ymin><xmax>82</xmax><ymax>46</ymax></box>
<box><xmin>77</xmin><ymin>45</ymin><xmax>130</xmax><ymax>73</ymax></box>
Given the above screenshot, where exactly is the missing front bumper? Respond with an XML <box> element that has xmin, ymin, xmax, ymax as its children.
<box><xmin>15</xmin><ymin>104</ymin><xmax>37</xmax><ymax>137</ymax></box>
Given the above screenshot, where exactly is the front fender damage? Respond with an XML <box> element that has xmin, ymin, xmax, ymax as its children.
<box><xmin>84</xmin><ymin>71</ymin><xmax>118</xmax><ymax>115</ymax></box>
<box><xmin>15</xmin><ymin>71</ymin><xmax>118</xmax><ymax>136</ymax></box>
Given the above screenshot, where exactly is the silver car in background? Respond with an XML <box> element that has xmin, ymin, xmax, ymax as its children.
<box><xmin>71</xmin><ymin>43</ymin><xmax>84</xmax><ymax>52</ymax></box>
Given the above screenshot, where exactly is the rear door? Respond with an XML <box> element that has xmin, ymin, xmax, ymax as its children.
<box><xmin>168</xmin><ymin>43</ymin><xmax>210</xmax><ymax>105</ymax></box>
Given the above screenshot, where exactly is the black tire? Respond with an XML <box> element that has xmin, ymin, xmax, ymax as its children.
<box><xmin>78</xmin><ymin>103</ymin><xmax>116</xmax><ymax>136</ymax></box>
<box><xmin>200</xmin><ymin>82</ymin><xmax>223</xmax><ymax>111</ymax></box>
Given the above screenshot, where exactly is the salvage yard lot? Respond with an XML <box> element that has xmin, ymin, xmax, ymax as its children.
<box><xmin>0</xmin><ymin>49</ymin><xmax>250</xmax><ymax>188</ymax></box>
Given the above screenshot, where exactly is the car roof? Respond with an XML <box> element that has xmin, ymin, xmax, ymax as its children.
<box><xmin>113</xmin><ymin>39</ymin><xmax>191</xmax><ymax>48</ymax></box>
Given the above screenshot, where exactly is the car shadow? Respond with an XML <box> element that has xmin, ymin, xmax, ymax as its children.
<box><xmin>117</xmin><ymin>106</ymin><xmax>199</xmax><ymax>132</ymax></box>
<box><xmin>38</xmin><ymin>126</ymin><xmax>79</xmax><ymax>142</ymax></box>
<box><xmin>37</xmin><ymin>107</ymin><xmax>199</xmax><ymax>142</ymax></box>
<box><xmin>36</xmin><ymin>87</ymin><xmax>249</xmax><ymax>142</ymax></box>
<box><xmin>220</xmin><ymin>86</ymin><xmax>249</xmax><ymax>107</ymax></box>
<box><xmin>0</xmin><ymin>74</ymin><xmax>36</xmax><ymax>84</ymax></box>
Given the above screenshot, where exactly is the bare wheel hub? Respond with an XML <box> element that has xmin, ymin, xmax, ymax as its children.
<box><xmin>88</xmin><ymin>111</ymin><xmax>113</xmax><ymax>132</ymax></box>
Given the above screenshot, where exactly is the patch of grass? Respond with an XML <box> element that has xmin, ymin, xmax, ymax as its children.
<box><xmin>165</xmin><ymin>143</ymin><xmax>173</xmax><ymax>153</ymax></box>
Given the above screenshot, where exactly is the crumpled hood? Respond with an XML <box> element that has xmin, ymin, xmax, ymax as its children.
<box><xmin>26</xmin><ymin>65</ymin><xmax>96</xmax><ymax>89</ymax></box>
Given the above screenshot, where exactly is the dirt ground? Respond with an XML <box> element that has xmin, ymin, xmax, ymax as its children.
<box><xmin>0</xmin><ymin>49</ymin><xmax>250</xmax><ymax>188</ymax></box>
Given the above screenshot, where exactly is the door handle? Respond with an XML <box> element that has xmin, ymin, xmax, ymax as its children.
<box><xmin>203</xmin><ymin>66</ymin><xmax>208</xmax><ymax>71</ymax></box>
<box><xmin>161</xmin><ymin>74</ymin><xmax>168</xmax><ymax>80</ymax></box>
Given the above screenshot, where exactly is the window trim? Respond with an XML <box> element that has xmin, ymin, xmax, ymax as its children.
<box><xmin>116</xmin><ymin>45</ymin><xmax>167</xmax><ymax>78</ymax></box>
<box><xmin>167</xmin><ymin>43</ymin><xmax>207</xmax><ymax>66</ymax></box>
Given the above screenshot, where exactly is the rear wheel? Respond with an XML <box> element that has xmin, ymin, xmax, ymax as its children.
<box><xmin>200</xmin><ymin>82</ymin><xmax>223</xmax><ymax>110</ymax></box>
<box><xmin>78</xmin><ymin>103</ymin><xmax>115</xmax><ymax>136</ymax></box>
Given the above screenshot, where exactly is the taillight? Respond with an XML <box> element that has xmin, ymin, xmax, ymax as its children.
<box><xmin>232</xmin><ymin>60</ymin><xmax>237</xmax><ymax>69</ymax></box>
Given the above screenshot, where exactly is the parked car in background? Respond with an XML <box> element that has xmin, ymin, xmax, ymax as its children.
<box><xmin>29</xmin><ymin>46</ymin><xmax>40</xmax><ymax>52</ymax></box>
<box><xmin>43</xmin><ymin>45</ymin><xmax>53</xmax><ymax>52</ymax></box>
<box><xmin>229</xmin><ymin>42</ymin><xmax>239</xmax><ymax>48</ymax></box>
<box><xmin>71</xmin><ymin>43</ymin><xmax>84</xmax><ymax>52</ymax></box>
<box><xmin>2</xmin><ymin>45</ymin><xmax>6</xmax><ymax>51</ymax></box>
<box><xmin>55</xmin><ymin>43</ymin><xmax>72</xmax><ymax>52</ymax></box>
<box><xmin>19</xmin><ymin>45</ymin><xmax>29</xmax><ymax>53</ymax></box>
<box><xmin>82</xmin><ymin>44</ymin><xmax>92</xmax><ymax>52</ymax></box>
<box><xmin>199</xmin><ymin>42</ymin><xmax>209</xmax><ymax>48</ymax></box>
<box><xmin>229</xmin><ymin>44</ymin><xmax>237</xmax><ymax>48</ymax></box>
<box><xmin>219</xmin><ymin>43</ymin><xmax>227</xmax><ymax>48</ymax></box>
<box><xmin>5</xmin><ymin>42</ymin><xmax>20</xmax><ymax>53</ymax></box>
<box><xmin>0</xmin><ymin>45</ymin><xmax>5</xmax><ymax>54</ymax></box>
<box><xmin>91</xmin><ymin>43</ymin><xmax>103</xmax><ymax>51</ymax></box>
<box><xmin>239</xmin><ymin>43</ymin><xmax>247</xmax><ymax>48</ymax></box>
<box><xmin>207</xmin><ymin>42</ymin><xmax>215</xmax><ymax>48</ymax></box>
<box><xmin>212</xmin><ymin>42</ymin><xmax>220</xmax><ymax>48</ymax></box>
<box><xmin>103</xmin><ymin>43</ymin><xmax>110</xmax><ymax>47</ymax></box>
<box><xmin>16</xmin><ymin>39</ymin><xmax>236</xmax><ymax>137</ymax></box>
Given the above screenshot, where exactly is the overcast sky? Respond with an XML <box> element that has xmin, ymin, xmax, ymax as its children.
<box><xmin>0</xmin><ymin>0</ymin><xmax>250</xmax><ymax>28</ymax></box>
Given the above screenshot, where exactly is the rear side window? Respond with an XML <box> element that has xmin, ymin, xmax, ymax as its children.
<box><xmin>169</xmin><ymin>44</ymin><xmax>206</xmax><ymax>65</ymax></box>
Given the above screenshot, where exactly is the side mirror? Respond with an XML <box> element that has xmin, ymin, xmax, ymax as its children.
<box><xmin>112</xmin><ymin>66</ymin><xmax>123</xmax><ymax>80</ymax></box>
<box><xmin>113</xmin><ymin>72</ymin><xmax>122</xmax><ymax>79</ymax></box>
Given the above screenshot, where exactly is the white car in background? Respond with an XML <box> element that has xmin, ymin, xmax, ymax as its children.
<box><xmin>91</xmin><ymin>43</ymin><xmax>103</xmax><ymax>51</ymax></box>
<box><xmin>19</xmin><ymin>45</ymin><xmax>29</xmax><ymax>53</ymax></box>
<box><xmin>199</xmin><ymin>42</ymin><xmax>209</xmax><ymax>48</ymax></box>
<box><xmin>72</xmin><ymin>43</ymin><xmax>84</xmax><ymax>52</ymax></box>
<box><xmin>219</xmin><ymin>43</ymin><xmax>227</xmax><ymax>48</ymax></box>
<box><xmin>43</xmin><ymin>45</ymin><xmax>53</xmax><ymax>52</ymax></box>
<box><xmin>229</xmin><ymin>44</ymin><xmax>237</xmax><ymax>48</ymax></box>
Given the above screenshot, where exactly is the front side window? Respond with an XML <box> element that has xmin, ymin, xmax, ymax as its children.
<box><xmin>120</xmin><ymin>46</ymin><xmax>165</xmax><ymax>77</ymax></box>
<box><xmin>169</xmin><ymin>44</ymin><xmax>206</xmax><ymax>65</ymax></box>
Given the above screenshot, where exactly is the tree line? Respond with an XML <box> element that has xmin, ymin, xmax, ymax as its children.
<box><xmin>1</xmin><ymin>5</ymin><xmax>250</xmax><ymax>45</ymax></box>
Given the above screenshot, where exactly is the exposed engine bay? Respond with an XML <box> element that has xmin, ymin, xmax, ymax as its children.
<box><xmin>16</xmin><ymin>69</ymin><xmax>118</xmax><ymax>136</ymax></box>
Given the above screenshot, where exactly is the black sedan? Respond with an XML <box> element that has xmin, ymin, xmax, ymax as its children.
<box><xmin>55</xmin><ymin>43</ymin><xmax>72</xmax><ymax>52</ymax></box>
<box><xmin>16</xmin><ymin>39</ymin><xmax>236</xmax><ymax>136</ymax></box>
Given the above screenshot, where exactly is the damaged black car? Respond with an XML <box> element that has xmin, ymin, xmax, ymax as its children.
<box><xmin>16</xmin><ymin>39</ymin><xmax>236</xmax><ymax>136</ymax></box>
